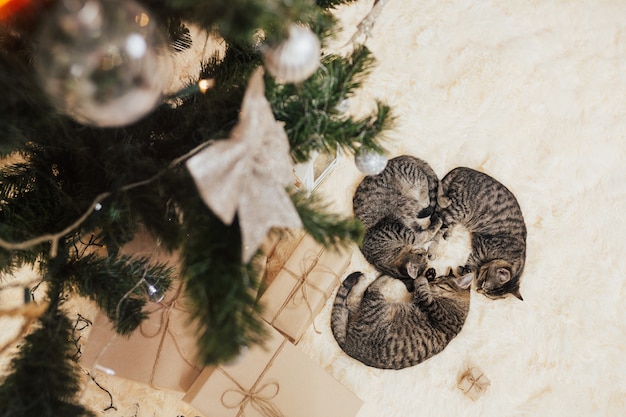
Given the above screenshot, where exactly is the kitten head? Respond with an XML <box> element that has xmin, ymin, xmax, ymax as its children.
<box><xmin>475</xmin><ymin>259</ymin><xmax>523</xmax><ymax>301</ymax></box>
<box><xmin>428</xmin><ymin>272</ymin><xmax>472</xmax><ymax>302</ymax></box>
<box><xmin>397</xmin><ymin>244</ymin><xmax>431</xmax><ymax>279</ymax></box>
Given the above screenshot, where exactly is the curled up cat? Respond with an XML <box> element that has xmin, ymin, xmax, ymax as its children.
<box><xmin>437</xmin><ymin>167</ymin><xmax>527</xmax><ymax>300</ymax></box>
<box><xmin>331</xmin><ymin>269</ymin><xmax>472</xmax><ymax>370</ymax></box>
<box><xmin>353</xmin><ymin>155</ymin><xmax>442</xmax><ymax>288</ymax></box>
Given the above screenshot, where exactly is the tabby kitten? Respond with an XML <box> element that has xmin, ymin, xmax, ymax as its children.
<box><xmin>437</xmin><ymin>167</ymin><xmax>527</xmax><ymax>300</ymax></box>
<box><xmin>331</xmin><ymin>269</ymin><xmax>472</xmax><ymax>370</ymax></box>
<box><xmin>353</xmin><ymin>155</ymin><xmax>442</xmax><ymax>284</ymax></box>
<box><xmin>359</xmin><ymin>216</ymin><xmax>440</xmax><ymax>286</ymax></box>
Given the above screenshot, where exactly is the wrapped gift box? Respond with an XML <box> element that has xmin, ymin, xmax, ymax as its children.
<box><xmin>258</xmin><ymin>230</ymin><xmax>306</xmax><ymax>291</ymax></box>
<box><xmin>183</xmin><ymin>323</ymin><xmax>362</xmax><ymax>417</ymax></box>
<box><xmin>258</xmin><ymin>234</ymin><xmax>351</xmax><ymax>342</ymax></box>
<box><xmin>457</xmin><ymin>367</ymin><xmax>491</xmax><ymax>400</ymax></box>
<box><xmin>81</xmin><ymin>283</ymin><xmax>203</xmax><ymax>393</ymax></box>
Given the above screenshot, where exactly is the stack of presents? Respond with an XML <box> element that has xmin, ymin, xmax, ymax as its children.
<box><xmin>81</xmin><ymin>230</ymin><xmax>363</xmax><ymax>417</ymax></box>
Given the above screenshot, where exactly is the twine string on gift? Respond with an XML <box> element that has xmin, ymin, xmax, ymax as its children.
<box><xmin>278</xmin><ymin>249</ymin><xmax>346</xmax><ymax>335</ymax></box>
<box><xmin>221</xmin><ymin>381</ymin><xmax>283</xmax><ymax>417</ymax></box>
<box><xmin>277</xmin><ymin>249</ymin><xmax>324</xmax><ymax>334</ymax></box>
<box><xmin>219</xmin><ymin>340</ymin><xmax>287</xmax><ymax>417</ymax></box>
<box><xmin>143</xmin><ymin>284</ymin><xmax>201</xmax><ymax>386</ymax></box>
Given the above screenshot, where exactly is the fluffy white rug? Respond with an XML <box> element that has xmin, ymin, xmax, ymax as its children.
<box><xmin>299</xmin><ymin>1</ymin><xmax>626</xmax><ymax>416</ymax></box>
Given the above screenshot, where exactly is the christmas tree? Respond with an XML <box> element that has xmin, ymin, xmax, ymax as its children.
<box><xmin>0</xmin><ymin>0</ymin><xmax>391</xmax><ymax>415</ymax></box>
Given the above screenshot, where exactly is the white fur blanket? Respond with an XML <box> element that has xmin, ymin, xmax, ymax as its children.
<box><xmin>299</xmin><ymin>1</ymin><xmax>626</xmax><ymax>416</ymax></box>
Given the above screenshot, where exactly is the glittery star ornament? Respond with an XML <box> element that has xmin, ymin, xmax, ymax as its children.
<box><xmin>186</xmin><ymin>68</ymin><xmax>302</xmax><ymax>262</ymax></box>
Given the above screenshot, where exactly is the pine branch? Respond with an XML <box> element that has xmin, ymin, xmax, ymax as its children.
<box><xmin>164</xmin><ymin>17</ymin><xmax>193</xmax><ymax>53</ymax></box>
<box><xmin>178</xmin><ymin>191</ymin><xmax>265</xmax><ymax>365</ymax></box>
<box><xmin>0</xmin><ymin>303</ymin><xmax>95</xmax><ymax>417</ymax></box>
<box><xmin>0</xmin><ymin>28</ymin><xmax>54</xmax><ymax>158</ymax></box>
<box><xmin>148</xmin><ymin>0</ymin><xmax>320</xmax><ymax>43</ymax></box>
<box><xmin>267</xmin><ymin>46</ymin><xmax>393</xmax><ymax>162</ymax></box>
<box><xmin>291</xmin><ymin>189</ymin><xmax>364</xmax><ymax>248</ymax></box>
<box><xmin>62</xmin><ymin>253</ymin><xmax>174</xmax><ymax>335</ymax></box>
<box><xmin>316</xmin><ymin>0</ymin><xmax>361</xmax><ymax>9</ymax></box>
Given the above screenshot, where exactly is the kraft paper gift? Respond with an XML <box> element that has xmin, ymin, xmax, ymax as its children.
<box><xmin>259</xmin><ymin>234</ymin><xmax>351</xmax><ymax>342</ymax></box>
<box><xmin>183</xmin><ymin>324</ymin><xmax>363</xmax><ymax>417</ymax></box>
<box><xmin>81</xmin><ymin>284</ymin><xmax>202</xmax><ymax>393</ymax></box>
<box><xmin>457</xmin><ymin>367</ymin><xmax>491</xmax><ymax>400</ymax></box>
<box><xmin>259</xmin><ymin>230</ymin><xmax>306</xmax><ymax>291</ymax></box>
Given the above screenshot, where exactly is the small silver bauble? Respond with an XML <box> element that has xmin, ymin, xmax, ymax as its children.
<box><xmin>355</xmin><ymin>147</ymin><xmax>388</xmax><ymax>175</ymax></box>
<box><xmin>34</xmin><ymin>0</ymin><xmax>171</xmax><ymax>127</ymax></box>
<box><xmin>263</xmin><ymin>24</ymin><xmax>321</xmax><ymax>83</ymax></box>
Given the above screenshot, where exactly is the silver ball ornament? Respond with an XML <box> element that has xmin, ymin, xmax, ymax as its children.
<box><xmin>355</xmin><ymin>148</ymin><xmax>388</xmax><ymax>175</ymax></box>
<box><xmin>34</xmin><ymin>0</ymin><xmax>171</xmax><ymax>127</ymax></box>
<box><xmin>263</xmin><ymin>24</ymin><xmax>321</xmax><ymax>83</ymax></box>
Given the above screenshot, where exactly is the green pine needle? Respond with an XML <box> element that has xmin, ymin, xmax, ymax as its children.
<box><xmin>179</xmin><ymin>193</ymin><xmax>265</xmax><ymax>365</ymax></box>
<box><xmin>291</xmin><ymin>189</ymin><xmax>364</xmax><ymax>248</ymax></box>
<box><xmin>0</xmin><ymin>305</ymin><xmax>95</xmax><ymax>417</ymax></box>
<box><xmin>62</xmin><ymin>253</ymin><xmax>174</xmax><ymax>335</ymax></box>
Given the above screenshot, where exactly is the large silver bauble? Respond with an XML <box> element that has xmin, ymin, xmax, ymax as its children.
<box><xmin>34</xmin><ymin>0</ymin><xmax>171</xmax><ymax>127</ymax></box>
<box><xmin>263</xmin><ymin>24</ymin><xmax>321</xmax><ymax>83</ymax></box>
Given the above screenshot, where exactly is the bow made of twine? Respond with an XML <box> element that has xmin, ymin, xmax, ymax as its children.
<box><xmin>219</xmin><ymin>340</ymin><xmax>287</xmax><ymax>417</ymax></box>
<box><xmin>222</xmin><ymin>381</ymin><xmax>283</xmax><ymax>417</ymax></box>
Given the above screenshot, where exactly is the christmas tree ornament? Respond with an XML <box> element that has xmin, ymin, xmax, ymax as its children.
<box><xmin>186</xmin><ymin>68</ymin><xmax>303</xmax><ymax>262</ymax></box>
<box><xmin>34</xmin><ymin>0</ymin><xmax>171</xmax><ymax>127</ymax></box>
<box><xmin>354</xmin><ymin>147</ymin><xmax>387</xmax><ymax>175</ymax></box>
<box><xmin>263</xmin><ymin>24</ymin><xmax>321</xmax><ymax>83</ymax></box>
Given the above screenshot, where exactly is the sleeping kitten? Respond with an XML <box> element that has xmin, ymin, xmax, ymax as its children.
<box><xmin>331</xmin><ymin>269</ymin><xmax>471</xmax><ymax>370</ymax></box>
<box><xmin>437</xmin><ymin>167</ymin><xmax>527</xmax><ymax>300</ymax></box>
<box><xmin>359</xmin><ymin>215</ymin><xmax>440</xmax><ymax>287</ymax></box>
<box><xmin>353</xmin><ymin>155</ymin><xmax>442</xmax><ymax>286</ymax></box>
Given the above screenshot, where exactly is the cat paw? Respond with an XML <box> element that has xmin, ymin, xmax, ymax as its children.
<box><xmin>424</xmin><ymin>268</ymin><xmax>436</xmax><ymax>281</ymax></box>
<box><xmin>440</xmin><ymin>225</ymin><xmax>451</xmax><ymax>240</ymax></box>
<box><xmin>430</xmin><ymin>212</ymin><xmax>443</xmax><ymax>228</ymax></box>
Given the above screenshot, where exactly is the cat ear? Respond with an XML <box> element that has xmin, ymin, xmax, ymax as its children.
<box><xmin>512</xmin><ymin>287</ymin><xmax>524</xmax><ymax>301</ymax></box>
<box><xmin>454</xmin><ymin>273</ymin><xmax>473</xmax><ymax>289</ymax></box>
<box><xmin>496</xmin><ymin>267</ymin><xmax>511</xmax><ymax>284</ymax></box>
<box><xmin>406</xmin><ymin>262</ymin><xmax>419</xmax><ymax>279</ymax></box>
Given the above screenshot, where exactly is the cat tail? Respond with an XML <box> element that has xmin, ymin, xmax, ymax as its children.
<box><xmin>331</xmin><ymin>271</ymin><xmax>362</xmax><ymax>348</ymax></box>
